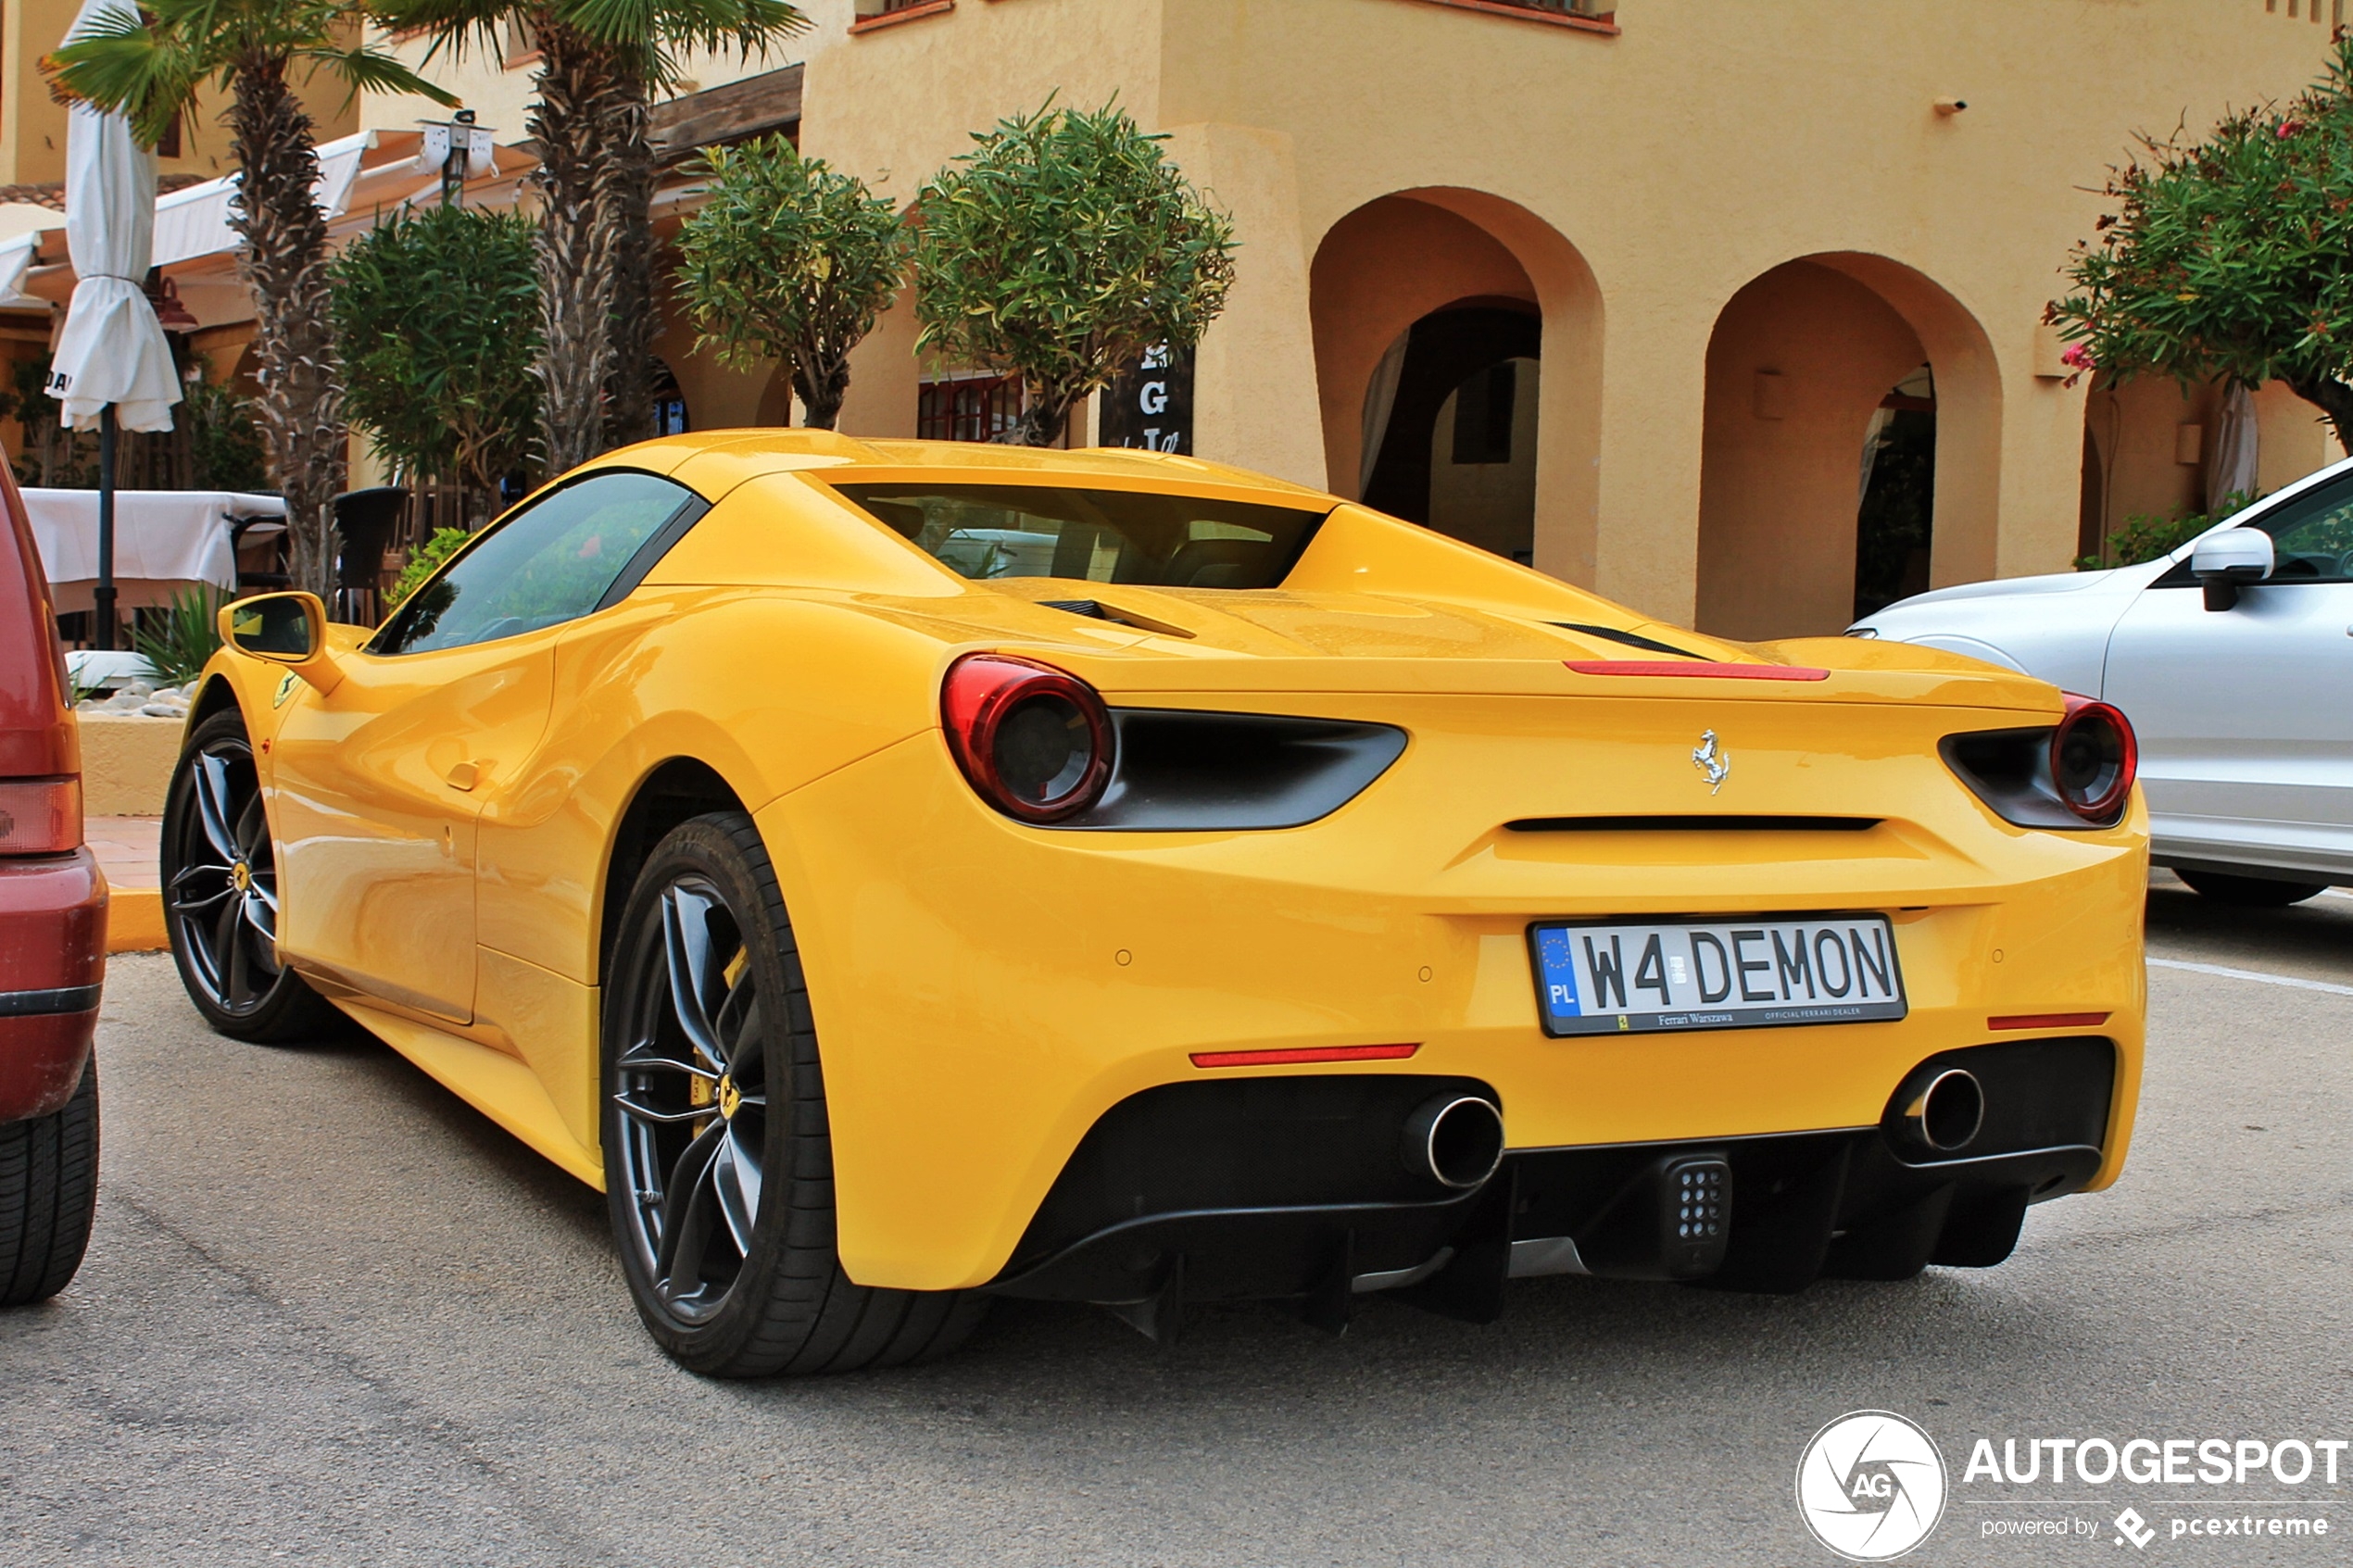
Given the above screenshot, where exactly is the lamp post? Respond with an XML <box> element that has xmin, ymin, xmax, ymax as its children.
<box><xmin>416</xmin><ymin>110</ymin><xmax>497</xmax><ymax>208</ymax></box>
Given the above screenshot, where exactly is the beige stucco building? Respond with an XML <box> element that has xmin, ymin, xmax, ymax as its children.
<box><xmin>14</xmin><ymin>0</ymin><xmax>2349</xmax><ymax>636</ymax></box>
<box><xmin>782</xmin><ymin>0</ymin><xmax>2348</xmax><ymax>634</ymax></box>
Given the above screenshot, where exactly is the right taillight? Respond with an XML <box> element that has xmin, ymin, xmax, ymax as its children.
<box><xmin>0</xmin><ymin>776</ymin><xmax>82</xmax><ymax>854</ymax></box>
<box><xmin>2050</xmin><ymin>696</ymin><xmax>2136</xmax><ymax>823</ymax></box>
<box><xmin>941</xmin><ymin>654</ymin><xmax>1114</xmax><ymax>823</ymax></box>
<box><xmin>1941</xmin><ymin>696</ymin><xmax>2136</xmax><ymax>831</ymax></box>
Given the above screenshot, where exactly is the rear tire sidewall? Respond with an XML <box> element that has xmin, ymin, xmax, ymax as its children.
<box><xmin>602</xmin><ymin>815</ymin><xmax>815</xmax><ymax>1373</ymax></box>
<box><xmin>162</xmin><ymin>709</ymin><xmax>333</xmax><ymax>1043</ymax></box>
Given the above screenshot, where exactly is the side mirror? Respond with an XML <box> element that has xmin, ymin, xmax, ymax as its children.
<box><xmin>220</xmin><ymin>591</ymin><xmax>342</xmax><ymax>692</ymax></box>
<box><xmin>2190</xmin><ymin>527</ymin><xmax>2274</xmax><ymax>612</ymax></box>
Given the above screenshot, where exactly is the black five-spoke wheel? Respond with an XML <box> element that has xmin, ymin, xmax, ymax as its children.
<box><xmin>611</xmin><ymin>873</ymin><xmax>770</xmax><ymax>1323</ymax></box>
<box><xmin>162</xmin><ymin>711</ymin><xmax>336</xmax><ymax>1042</ymax></box>
<box><xmin>603</xmin><ymin>811</ymin><xmax>986</xmax><ymax>1375</ymax></box>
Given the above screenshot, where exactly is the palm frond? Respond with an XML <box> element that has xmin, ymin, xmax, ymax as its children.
<box><xmin>296</xmin><ymin>41</ymin><xmax>460</xmax><ymax>107</ymax></box>
<box><xmin>360</xmin><ymin>0</ymin><xmax>510</xmax><ymax>68</ymax></box>
<box><xmin>44</xmin><ymin>14</ymin><xmax>205</xmax><ymax>150</ymax></box>
<box><xmin>558</xmin><ymin>0</ymin><xmax>806</xmax><ymax>64</ymax></box>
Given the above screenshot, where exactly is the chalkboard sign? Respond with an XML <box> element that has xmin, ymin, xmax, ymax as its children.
<box><xmin>1099</xmin><ymin>343</ymin><xmax>1192</xmax><ymax>455</ymax></box>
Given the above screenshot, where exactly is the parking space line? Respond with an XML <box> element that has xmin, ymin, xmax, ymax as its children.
<box><xmin>2147</xmin><ymin>958</ymin><xmax>2353</xmax><ymax>997</ymax></box>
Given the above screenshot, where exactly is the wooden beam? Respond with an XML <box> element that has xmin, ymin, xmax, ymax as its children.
<box><xmin>651</xmin><ymin>64</ymin><xmax>804</xmax><ymax>163</ymax></box>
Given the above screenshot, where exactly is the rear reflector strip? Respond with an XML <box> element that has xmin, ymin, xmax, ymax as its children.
<box><xmin>1988</xmin><ymin>1011</ymin><xmax>2110</xmax><ymax>1031</ymax></box>
<box><xmin>1189</xmin><ymin>1043</ymin><xmax>1420</xmax><ymax>1070</ymax></box>
<box><xmin>1565</xmin><ymin>660</ymin><xmax>1831</xmax><ymax>682</ymax></box>
<box><xmin>0</xmin><ymin>776</ymin><xmax>82</xmax><ymax>855</ymax></box>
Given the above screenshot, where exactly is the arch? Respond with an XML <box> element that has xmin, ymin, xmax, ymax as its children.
<box><xmin>1694</xmin><ymin>253</ymin><xmax>2000</xmax><ymax>639</ymax></box>
<box><xmin>1310</xmin><ymin>190</ymin><xmax>1603</xmax><ymax>580</ymax></box>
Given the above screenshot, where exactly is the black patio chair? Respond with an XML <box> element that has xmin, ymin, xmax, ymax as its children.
<box><xmin>332</xmin><ymin>486</ymin><xmax>410</xmax><ymax>625</ymax></box>
<box><xmin>228</xmin><ymin>510</ymin><xmax>291</xmax><ymax>595</ymax></box>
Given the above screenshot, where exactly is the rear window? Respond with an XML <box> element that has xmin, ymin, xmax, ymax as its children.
<box><xmin>829</xmin><ymin>483</ymin><xmax>1329</xmax><ymax>590</ymax></box>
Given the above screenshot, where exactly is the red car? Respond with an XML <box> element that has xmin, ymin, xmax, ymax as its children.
<box><xmin>0</xmin><ymin>461</ymin><xmax>101</xmax><ymax>1305</ymax></box>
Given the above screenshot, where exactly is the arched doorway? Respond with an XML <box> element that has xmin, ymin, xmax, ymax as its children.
<box><xmin>1309</xmin><ymin>191</ymin><xmax>1601</xmax><ymax>576</ymax></box>
<box><xmin>1695</xmin><ymin>257</ymin><xmax>1997</xmax><ymax>639</ymax></box>
<box><xmin>1855</xmin><ymin>364</ymin><xmax>1935</xmax><ymax>619</ymax></box>
<box><xmin>1360</xmin><ymin>304</ymin><xmax>1541</xmax><ymax>559</ymax></box>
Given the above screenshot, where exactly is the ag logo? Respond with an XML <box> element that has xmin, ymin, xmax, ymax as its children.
<box><xmin>1794</xmin><ymin>1411</ymin><xmax>1945</xmax><ymax>1561</ymax></box>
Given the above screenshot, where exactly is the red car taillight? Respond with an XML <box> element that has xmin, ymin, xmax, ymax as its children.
<box><xmin>2052</xmin><ymin>696</ymin><xmax>2136</xmax><ymax>823</ymax></box>
<box><xmin>941</xmin><ymin>654</ymin><xmax>1114</xmax><ymax>823</ymax></box>
<box><xmin>0</xmin><ymin>776</ymin><xmax>82</xmax><ymax>854</ymax></box>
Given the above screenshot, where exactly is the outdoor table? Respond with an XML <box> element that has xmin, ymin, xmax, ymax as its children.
<box><xmin>22</xmin><ymin>487</ymin><xmax>286</xmax><ymax>615</ymax></box>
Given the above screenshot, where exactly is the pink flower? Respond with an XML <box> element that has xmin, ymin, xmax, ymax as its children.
<box><xmin>2060</xmin><ymin>343</ymin><xmax>2095</xmax><ymax>370</ymax></box>
<box><xmin>2279</xmin><ymin>119</ymin><xmax>2307</xmax><ymax>138</ymax></box>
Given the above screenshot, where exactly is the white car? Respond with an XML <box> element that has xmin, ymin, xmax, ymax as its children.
<box><xmin>1852</xmin><ymin>458</ymin><xmax>2353</xmax><ymax>905</ymax></box>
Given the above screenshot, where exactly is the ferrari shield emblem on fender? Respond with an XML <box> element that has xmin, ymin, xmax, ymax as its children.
<box><xmin>1692</xmin><ymin>729</ymin><xmax>1730</xmax><ymax>794</ymax></box>
<box><xmin>273</xmin><ymin>670</ymin><xmax>298</xmax><ymax>709</ymax></box>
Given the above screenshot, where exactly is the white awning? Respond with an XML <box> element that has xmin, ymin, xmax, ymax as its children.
<box><xmin>0</xmin><ymin>231</ymin><xmax>38</xmax><ymax>305</ymax></box>
<box><xmin>152</xmin><ymin>130</ymin><xmax>375</xmax><ymax>268</ymax></box>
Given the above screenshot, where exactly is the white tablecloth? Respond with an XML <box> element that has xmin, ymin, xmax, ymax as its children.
<box><xmin>23</xmin><ymin>487</ymin><xmax>285</xmax><ymax>612</ymax></box>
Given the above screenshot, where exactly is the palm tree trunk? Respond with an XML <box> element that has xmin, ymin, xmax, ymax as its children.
<box><xmin>226</xmin><ymin>56</ymin><xmax>344</xmax><ymax>598</ymax></box>
<box><xmin>601</xmin><ymin>56</ymin><xmax>658</xmax><ymax>450</ymax></box>
<box><xmin>529</xmin><ymin>15</ymin><xmax>630</xmax><ymax>472</ymax></box>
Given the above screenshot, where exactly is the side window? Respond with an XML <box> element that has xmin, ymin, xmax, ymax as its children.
<box><xmin>2260</xmin><ymin>484</ymin><xmax>2353</xmax><ymax>583</ymax></box>
<box><xmin>2158</xmin><ymin>473</ymin><xmax>2353</xmax><ymax>588</ymax></box>
<box><xmin>372</xmin><ymin>471</ymin><xmax>707</xmax><ymax>656</ymax></box>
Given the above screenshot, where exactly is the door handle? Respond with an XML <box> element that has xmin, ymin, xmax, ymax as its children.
<box><xmin>446</xmin><ymin>759</ymin><xmax>481</xmax><ymax>792</ymax></box>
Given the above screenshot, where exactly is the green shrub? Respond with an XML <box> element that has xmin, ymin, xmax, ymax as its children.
<box><xmin>2078</xmin><ymin>489</ymin><xmax>2264</xmax><ymax>570</ymax></box>
<box><xmin>387</xmin><ymin>526</ymin><xmax>472</xmax><ymax>609</ymax></box>
<box><xmin>131</xmin><ymin>586</ymin><xmax>220</xmax><ymax>685</ymax></box>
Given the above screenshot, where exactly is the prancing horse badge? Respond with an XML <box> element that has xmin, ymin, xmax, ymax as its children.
<box><xmin>1692</xmin><ymin>729</ymin><xmax>1730</xmax><ymax>794</ymax></box>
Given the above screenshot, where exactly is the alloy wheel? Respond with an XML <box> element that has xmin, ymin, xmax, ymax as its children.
<box><xmin>612</xmin><ymin>875</ymin><xmax>770</xmax><ymax>1325</ymax></box>
<box><xmin>167</xmin><ymin>737</ymin><xmax>284</xmax><ymax>1018</ymax></box>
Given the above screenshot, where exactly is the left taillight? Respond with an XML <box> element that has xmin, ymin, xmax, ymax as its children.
<box><xmin>941</xmin><ymin>653</ymin><xmax>1114</xmax><ymax>823</ymax></box>
<box><xmin>2051</xmin><ymin>696</ymin><xmax>2136</xmax><ymax>824</ymax></box>
<box><xmin>0</xmin><ymin>776</ymin><xmax>82</xmax><ymax>854</ymax></box>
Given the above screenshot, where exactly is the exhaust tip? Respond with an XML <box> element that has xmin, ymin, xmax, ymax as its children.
<box><xmin>1403</xmin><ymin>1094</ymin><xmax>1504</xmax><ymax>1189</ymax></box>
<box><xmin>1901</xmin><ymin>1067</ymin><xmax>1984</xmax><ymax>1155</ymax></box>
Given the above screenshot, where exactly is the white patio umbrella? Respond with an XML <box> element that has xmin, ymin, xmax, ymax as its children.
<box><xmin>44</xmin><ymin>0</ymin><xmax>182</xmax><ymax>650</ymax></box>
<box><xmin>2205</xmin><ymin>382</ymin><xmax>2260</xmax><ymax>516</ymax></box>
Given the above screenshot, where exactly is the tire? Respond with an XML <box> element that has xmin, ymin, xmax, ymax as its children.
<box><xmin>0</xmin><ymin>1057</ymin><xmax>97</xmax><ymax>1306</ymax></box>
<box><xmin>602</xmin><ymin>811</ymin><xmax>988</xmax><ymax>1377</ymax></box>
<box><xmin>161</xmin><ymin>710</ymin><xmax>340</xmax><ymax>1043</ymax></box>
<box><xmin>2175</xmin><ymin>868</ymin><xmax>2331</xmax><ymax>908</ymax></box>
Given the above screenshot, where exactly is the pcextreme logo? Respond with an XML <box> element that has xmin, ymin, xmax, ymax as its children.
<box><xmin>1795</xmin><ymin>1411</ymin><xmax>1949</xmax><ymax>1562</ymax></box>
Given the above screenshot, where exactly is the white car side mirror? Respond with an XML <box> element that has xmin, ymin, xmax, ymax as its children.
<box><xmin>2190</xmin><ymin>526</ymin><xmax>2274</xmax><ymax>611</ymax></box>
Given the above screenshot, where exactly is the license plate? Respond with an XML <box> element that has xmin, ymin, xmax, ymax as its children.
<box><xmin>1529</xmin><ymin>914</ymin><xmax>1907</xmax><ymax>1037</ymax></box>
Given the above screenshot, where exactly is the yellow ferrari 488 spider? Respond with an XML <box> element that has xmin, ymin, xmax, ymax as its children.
<box><xmin>167</xmin><ymin>432</ymin><xmax>2146</xmax><ymax>1374</ymax></box>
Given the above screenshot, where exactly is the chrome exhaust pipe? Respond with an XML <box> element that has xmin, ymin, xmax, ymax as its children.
<box><xmin>1898</xmin><ymin>1067</ymin><xmax>1984</xmax><ymax>1155</ymax></box>
<box><xmin>1402</xmin><ymin>1094</ymin><xmax>1504</xmax><ymax>1189</ymax></box>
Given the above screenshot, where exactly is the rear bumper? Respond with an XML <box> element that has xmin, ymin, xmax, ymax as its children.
<box><xmin>0</xmin><ymin>849</ymin><xmax>106</xmax><ymax>1123</ymax></box>
<box><xmin>992</xmin><ymin>1039</ymin><xmax>2114</xmax><ymax>1320</ymax></box>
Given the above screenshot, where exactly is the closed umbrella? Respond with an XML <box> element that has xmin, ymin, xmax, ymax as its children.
<box><xmin>2205</xmin><ymin>382</ymin><xmax>2260</xmax><ymax>517</ymax></box>
<box><xmin>44</xmin><ymin>0</ymin><xmax>182</xmax><ymax>651</ymax></box>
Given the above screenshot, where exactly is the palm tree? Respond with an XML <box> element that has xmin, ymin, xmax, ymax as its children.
<box><xmin>47</xmin><ymin>1</ymin><xmax>458</xmax><ymax>598</ymax></box>
<box><xmin>370</xmin><ymin>0</ymin><xmax>807</xmax><ymax>472</ymax></box>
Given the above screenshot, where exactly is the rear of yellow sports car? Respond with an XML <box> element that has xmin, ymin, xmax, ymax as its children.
<box><xmin>736</xmin><ymin>487</ymin><xmax>2147</xmax><ymax>1328</ymax></box>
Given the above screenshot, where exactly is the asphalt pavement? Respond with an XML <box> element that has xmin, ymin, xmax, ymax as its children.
<box><xmin>4</xmin><ymin>872</ymin><xmax>2350</xmax><ymax>1566</ymax></box>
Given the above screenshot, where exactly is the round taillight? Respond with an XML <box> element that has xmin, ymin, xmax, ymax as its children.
<box><xmin>2051</xmin><ymin>696</ymin><xmax>2136</xmax><ymax>823</ymax></box>
<box><xmin>940</xmin><ymin>653</ymin><xmax>1114</xmax><ymax>823</ymax></box>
